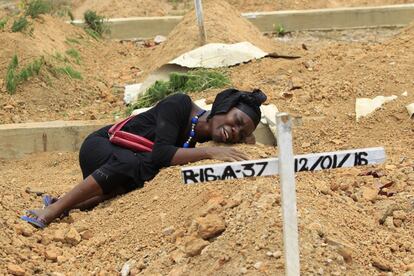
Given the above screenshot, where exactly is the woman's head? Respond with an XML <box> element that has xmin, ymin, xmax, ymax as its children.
<box><xmin>208</xmin><ymin>88</ymin><xmax>267</xmax><ymax>143</ymax></box>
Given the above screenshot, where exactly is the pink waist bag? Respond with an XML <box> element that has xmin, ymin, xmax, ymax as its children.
<box><xmin>108</xmin><ymin>116</ymin><xmax>154</xmax><ymax>152</ymax></box>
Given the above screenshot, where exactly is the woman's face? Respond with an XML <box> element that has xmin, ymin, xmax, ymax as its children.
<box><xmin>209</xmin><ymin>107</ymin><xmax>256</xmax><ymax>143</ymax></box>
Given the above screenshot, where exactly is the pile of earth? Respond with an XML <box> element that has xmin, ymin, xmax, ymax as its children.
<box><xmin>0</xmin><ymin>14</ymin><xmax>150</xmax><ymax>124</ymax></box>
<box><xmin>1</xmin><ymin>1</ymin><xmax>414</xmax><ymax>275</ymax></box>
<box><xmin>138</xmin><ymin>0</ymin><xmax>294</xmax><ymax>80</ymax></box>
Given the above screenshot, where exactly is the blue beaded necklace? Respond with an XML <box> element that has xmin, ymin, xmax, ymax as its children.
<box><xmin>183</xmin><ymin>109</ymin><xmax>206</xmax><ymax>148</ymax></box>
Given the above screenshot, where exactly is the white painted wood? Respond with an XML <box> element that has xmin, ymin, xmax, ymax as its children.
<box><xmin>181</xmin><ymin>147</ymin><xmax>386</xmax><ymax>184</ymax></box>
<box><xmin>194</xmin><ymin>0</ymin><xmax>207</xmax><ymax>45</ymax></box>
<box><xmin>276</xmin><ymin>113</ymin><xmax>300</xmax><ymax>276</ymax></box>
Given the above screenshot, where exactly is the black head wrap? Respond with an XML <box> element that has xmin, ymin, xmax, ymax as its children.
<box><xmin>207</xmin><ymin>88</ymin><xmax>267</xmax><ymax>126</ymax></box>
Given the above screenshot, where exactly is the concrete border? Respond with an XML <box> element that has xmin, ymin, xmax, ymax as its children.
<box><xmin>0</xmin><ymin>120</ymin><xmax>275</xmax><ymax>159</ymax></box>
<box><xmin>0</xmin><ymin>120</ymin><xmax>109</xmax><ymax>159</ymax></box>
<box><xmin>70</xmin><ymin>4</ymin><xmax>414</xmax><ymax>39</ymax></box>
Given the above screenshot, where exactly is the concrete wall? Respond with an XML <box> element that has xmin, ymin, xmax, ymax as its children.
<box><xmin>71</xmin><ymin>4</ymin><xmax>414</xmax><ymax>39</ymax></box>
<box><xmin>0</xmin><ymin>121</ymin><xmax>275</xmax><ymax>159</ymax></box>
<box><xmin>0</xmin><ymin>121</ymin><xmax>109</xmax><ymax>159</ymax></box>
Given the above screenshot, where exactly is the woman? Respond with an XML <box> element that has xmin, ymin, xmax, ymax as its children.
<box><xmin>21</xmin><ymin>88</ymin><xmax>267</xmax><ymax>228</ymax></box>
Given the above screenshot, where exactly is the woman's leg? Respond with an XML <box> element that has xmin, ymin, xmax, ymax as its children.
<box><xmin>29</xmin><ymin>175</ymin><xmax>103</xmax><ymax>224</ymax></box>
<box><xmin>72</xmin><ymin>186</ymin><xmax>126</xmax><ymax>211</ymax></box>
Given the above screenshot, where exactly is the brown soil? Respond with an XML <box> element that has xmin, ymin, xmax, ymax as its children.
<box><xmin>138</xmin><ymin>0</ymin><xmax>289</xmax><ymax>80</ymax></box>
<box><xmin>0</xmin><ymin>15</ymin><xmax>150</xmax><ymax>124</ymax></box>
<box><xmin>1</xmin><ymin>1</ymin><xmax>414</xmax><ymax>275</ymax></box>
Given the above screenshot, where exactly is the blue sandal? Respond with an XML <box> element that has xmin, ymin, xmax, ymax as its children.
<box><xmin>20</xmin><ymin>210</ymin><xmax>47</xmax><ymax>229</ymax></box>
<box><xmin>42</xmin><ymin>195</ymin><xmax>58</xmax><ymax>208</ymax></box>
<box><xmin>42</xmin><ymin>195</ymin><xmax>69</xmax><ymax>218</ymax></box>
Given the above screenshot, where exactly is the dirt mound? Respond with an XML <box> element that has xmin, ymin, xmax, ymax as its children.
<box><xmin>0</xmin><ymin>15</ymin><xmax>149</xmax><ymax>124</ymax></box>
<box><xmin>1</xmin><ymin>143</ymin><xmax>413</xmax><ymax>275</ymax></box>
<box><xmin>71</xmin><ymin>0</ymin><xmax>174</xmax><ymax>18</ymax></box>
<box><xmin>139</xmin><ymin>0</ymin><xmax>280</xmax><ymax>78</ymax></box>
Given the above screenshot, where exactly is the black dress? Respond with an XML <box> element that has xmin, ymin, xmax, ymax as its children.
<box><xmin>79</xmin><ymin>93</ymin><xmax>193</xmax><ymax>194</ymax></box>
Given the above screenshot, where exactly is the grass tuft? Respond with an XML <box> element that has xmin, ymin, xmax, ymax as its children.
<box><xmin>84</xmin><ymin>10</ymin><xmax>108</xmax><ymax>38</ymax></box>
<box><xmin>56</xmin><ymin>66</ymin><xmax>83</xmax><ymax>79</ymax></box>
<box><xmin>11</xmin><ymin>17</ymin><xmax>29</xmax><ymax>32</ymax></box>
<box><xmin>128</xmin><ymin>69</ymin><xmax>230</xmax><ymax>112</ymax></box>
<box><xmin>25</xmin><ymin>0</ymin><xmax>51</xmax><ymax>19</ymax></box>
<box><xmin>0</xmin><ymin>17</ymin><xmax>8</xmax><ymax>30</ymax></box>
<box><xmin>65</xmin><ymin>48</ymin><xmax>81</xmax><ymax>64</ymax></box>
<box><xmin>5</xmin><ymin>55</ymin><xmax>44</xmax><ymax>94</ymax></box>
<box><xmin>6</xmin><ymin>55</ymin><xmax>19</xmax><ymax>94</ymax></box>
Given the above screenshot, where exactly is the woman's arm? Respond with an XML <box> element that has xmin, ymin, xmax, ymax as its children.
<box><xmin>170</xmin><ymin>146</ymin><xmax>249</xmax><ymax>166</ymax></box>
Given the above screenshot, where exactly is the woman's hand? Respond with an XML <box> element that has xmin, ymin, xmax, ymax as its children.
<box><xmin>206</xmin><ymin>147</ymin><xmax>249</xmax><ymax>162</ymax></box>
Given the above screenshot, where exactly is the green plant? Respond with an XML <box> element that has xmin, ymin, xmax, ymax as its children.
<box><xmin>5</xmin><ymin>55</ymin><xmax>45</xmax><ymax>94</ymax></box>
<box><xmin>52</xmin><ymin>52</ymin><xmax>67</xmax><ymax>62</ymax></box>
<box><xmin>56</xmin><ymin>66</ymin><xmax>82</xmax><ymax>79</ymax></box>
<box><xmin>6</xmin><ymin>55</ymin><xmax>19</xmax><ymax>94</ymax></box>
<box><xmin>11</xmin><ymin>17</ymin><xmax>29</xmax><ymax>32</ymax></box>
<box><xmin>84</xmin><ymin>27</ymin><xmax>100</xmax><ymax>40</ymax></box>
<box><xmin>274</xmin><ymin>24</ymin><xmax>286</xmax><ymax>37</ymax></box>
<box><xmin>25</xmin><ymin>0</ymin><xmax>51</xmax><ymax>18</ymax></box>
<box><xmin>130</xmin><ymin>69</ymin><xmax>230</xmax><ymax>111</ymax></box>
<box><xmin>18</xmin><ymin>57</ymin><xmax>44</xmax><ymax>81</ymax></box>
<box><xmin>83</xmin><ymin>10</ymin><xmax>108</xmax><ymax>38</ymax></box>
<box><xmin>65</xmin><ymin>48</ymin><xmax>81</xmax><ymax>64</ymax></box>
<box><xmin>0</xmin><ymin>17</ymin><xmax>8</xmax><ymax>30</ymax></box>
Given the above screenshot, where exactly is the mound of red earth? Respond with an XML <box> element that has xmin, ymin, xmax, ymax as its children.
<box><xmin>139</xmin><ymin>0</ymin><xmax>288</xmax><ymax>79</ymax></box>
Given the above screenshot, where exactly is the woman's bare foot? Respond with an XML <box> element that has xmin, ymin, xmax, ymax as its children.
<box><xmin>24</xmin><ymin>207</ymin><xmax>59</xmax><ymax>225</ymax></box>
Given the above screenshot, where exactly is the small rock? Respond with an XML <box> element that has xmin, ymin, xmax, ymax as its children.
<box><xmin>361</xmin><ymin>187</ymin><xmax>378</xmax><ymax>202</ymax></box>
<box><xmin>183</xmin><ymin>237</ymin><xmax>209</xmax><ymax>257</ymax></box>
<box><xmin>121</xmin><ymin>259</ymin><xmax>136</xmax><ymax>276</ymax></box>
<box><xmin>266</xmin><ymin>251</ymin><xmax>273</xmax><ymax>257</ymax></box>
<box><xmin>384</xmin><ymin>216</ymin><xmax>395</xmax><ymax>228</ymax></box>
<box><xmin>169</xmin><ymin>250</ymin><xmax>187</xmax><ymax>264</ymax></box>
<box><xmin>339</xmin><ymin>182</ymin><xmax>350</xmax><ymax>191</ymax></box>
<box><xmin>406</xmin><ymin>263</ymin><xmax>414</xmax><ymax>271</ymax></box>
<box><xmin>393</xmin><ymin>210</ymin><xmax>407</xmax><ymax>220</ymax></box>
<box><xmin>7</xmin><ymin>264</ymin><xmax>25</xmax><ymax>276</ymax></box>
<box><xmin>171</xmin><ymin>229</ymin><xmax>185</xmax><ymax>243</ymax></box>
<box><xmin>337</xmin><ymin>247</ymin><xmax>352</xmax><ymax>264</ymax></box>
<box><xmin>57</xmin><ymin>255</ymin><xmax>65</xmax><ymax>264</ymax></box>
<box><xmin>393</xmin><ymin>218</ymin><xmax>403</xmax><ymax>227</ymax></box>
<box><xmin>254</xmin><ymin>261</ymin><xmax>263</xmax><ymax>269</ymax></box>
<box><xmin>332</xmin><ymin>139</ymin><xmax>343</xmax><ymax>145</ymax></box>
<box><xmin>195</xmin><ymin>214</ymin><xmax>226</xmax><ymax>239</ymax></box>
<box><xmin>240</xmin><ymin>267</ymin><xmax>248</xmax><ymax>274</ymax></box>
<box><xmin>80</xmin><ymin>230</ymin><xmax>93</xmax><ymax>240</ymax></box>
<box><xmin>372</xmin><ymin>257</ymin><xmax>393</xmax><ymax>271</ymax></box>
<box><xmin>53</xmin><ymin>229</ymin><xmax>66</xmax><ymax>242</ymax></box>
<box><xmin>154</xmin><ymin>35</ymin><xmax>167</xmax><ymax>44</ymax></box>
<box><xmin>273</xmin><ymin>251</ymin><xmax>282</xmax><ymax>259</ymax></box>
<box><xmin>302</xmin><ymin>142</ymin><xmax>311</xmax><ymax>148</ymax></box>
<box><xmin>162</xmin><ymin>226</ymin><xmax>175</xmax><ymax>236</ymax></box>
<box><xmin>65</xmin><ymin>227</ymin><xmax>81</xmax><ymax>245</ymax></box>
<box><xmin>315</xmin><ymin>181</ymin><xmax>330</xmax><ymax>195</ymax></box>
<box><xmin>15</xmin><ymin>224</ymin><xmax>33</xmax><ymax>237</ymax></box>
<box><xmin>4</xmin><ymin>105</ymin><xmax>14</xmax><ymax>110</ymax></box>
<box><xmin>385</xmin><ymin>164</ymin><xmax>396</xmax><ymax>170</ymax></box>
<box><xmin>45</xmin><ymin>249</ymin><xmax>59</xmax><ymax>262</ymax></box>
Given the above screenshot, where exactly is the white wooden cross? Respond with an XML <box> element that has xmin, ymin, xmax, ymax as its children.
<box><xmin>181</xmin><ymin>113</ymin><xmax>386</xmax><ymax>276</ymax></box>
<box><xmin>194</xmin><ymin>0</ymin><xmax>207</xmax><ymax>45</ymax></box>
